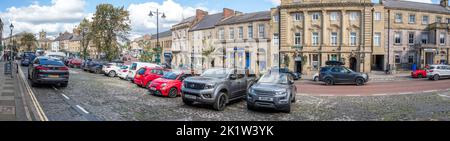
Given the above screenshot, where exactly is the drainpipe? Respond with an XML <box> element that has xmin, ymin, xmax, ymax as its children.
<box><xmin>387</xmin><ymin>9</ymin><xmax>391</xmax><ymax>74</ymax></box>
<box><xmin>371</xmin><ymin>8</ymin><xmax>375</xmax><ymax>72</ymax></box>
<box><xmin>278</xmin><ymin>7</ymin><xmax>282</xmax><ymax>68</ymax></box>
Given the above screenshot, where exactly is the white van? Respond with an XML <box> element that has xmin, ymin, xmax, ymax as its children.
<box><xmin>126</xmin><ymin>62</ymin><xmax>160</xmax><ymax>81</ymax></box>
<box><xmin>45</xmin><ymin>52</ymin><xmax>67</xmax><ymax>60</ymax></box>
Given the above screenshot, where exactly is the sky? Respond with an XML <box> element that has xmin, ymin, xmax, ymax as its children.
<box><xmin>0</xmin><ymin>0</ymin><xmax>441</xmax><ymax>40</ymax></box>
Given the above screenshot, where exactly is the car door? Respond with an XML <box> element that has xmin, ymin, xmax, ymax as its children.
<box><xmin>229</xmin><ymin>72</ymin><xmax>242</xmax><ymax>98</ymax></box>
<box><xmin>341</xmin><ymin>67</ymin><xmax>355</xmax><ymax>83</ymax></box>
<box><xmin>330</xmin><ymin>67</ymin><xmax>343</xmax><ymax>82</ymax></box>
<box><xmin>445</xmin><ymin>65</ymin><xmax>450</xmax><ymax>77</ymax></box>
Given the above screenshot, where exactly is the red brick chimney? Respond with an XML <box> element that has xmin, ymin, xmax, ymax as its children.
<box><xmin>223</xmin><ymin>8</ymin><xmax>235</xmax><ymax>19</ymax></box>
<box><xmin>195</xmin><ymin>9</ymin><xmax>208</xmax><ymax>21</ymax></box>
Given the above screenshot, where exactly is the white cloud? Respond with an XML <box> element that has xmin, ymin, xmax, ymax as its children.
<box><xmin>1</xmin><ymin>0</ymin><xmax>87</xmax><ymax>37</ymax></box>
<box><xmin>268</xmin><ymin>0</ymin><xmax>280</xmax><ymax>6</ymax></box>
<box><xmin>127</xmin><ymin>0</ymin><xmax>209</xmax><ymax>39</ymax></box>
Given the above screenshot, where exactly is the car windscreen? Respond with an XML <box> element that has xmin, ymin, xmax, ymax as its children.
<box><xmin>201</xmin><ymin>69</ymin><xmax>231</xmax><ymax>79</ymax></box>
<box><xmin>40</xmin><ymin>59</ymin><xmax>65</xmax><ymax>66</ymax></box>
<box><xmin>320</xmin><ymin>67</ymin><xmax>330</xmax><ymax>72</ymax></box>
<box><xmin>162</xmin><ymin>72</ymin><xmax>179</xmax><ymax>80</ymax></box>
<box><xmin>137</xmin><ymin>68</ymin><xmax>146</xmax><ymax>75</ymax></box>
<box><xmin>131</xmin><ymin>63</ymin><xmax>137</xmax><ymax>70</ymax></box>
<box><xmin>258</xmin><ymin>73</ymin><xmax>288</xmax><ymax>84</ymax></box>
<box><xmin>120</xmin><ymin>66</ymin><xmax>129</xmax><ymax>69</ymax></box>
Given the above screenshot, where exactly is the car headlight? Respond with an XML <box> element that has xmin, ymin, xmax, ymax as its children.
<box><xmin>276</xmin><ymin>91</ymin><xmax>288</xmax><ymax>96</ymax></box>
<box><xmin>248</xmin><ymin>88</ymin><xmax>255</xmax><ymax>94</ymax></box>
<box><xmin>161</xmin><ymin>83</ymin><xmax>167</xmax><ymax>87</ymax></box>
<box><xmin>205</xmin><ymin>84</ymin><xmax>215</xmax><ymax>89</ymax></box>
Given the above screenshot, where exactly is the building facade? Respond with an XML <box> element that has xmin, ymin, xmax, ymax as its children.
<box><xmin>274</xmin><ymin>0</ymin><xmax>450</xmax><ymax>75</ymax></box>
<box><xmin>149</xmin><ymin>31</ymin><xmax>172</xmax><ymax>65</ymax></box>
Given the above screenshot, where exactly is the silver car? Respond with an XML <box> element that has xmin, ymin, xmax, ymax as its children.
<box><xmin>427</xmin><ymin>65</ymin><xmax>450</xmax><ymax>81</ymax></box>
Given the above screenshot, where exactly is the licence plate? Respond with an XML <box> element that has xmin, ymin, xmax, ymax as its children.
<box><xmin>258</xmin><ymin>97</ymin><xmax>273</xmax><ymax>101</ymax></box>
<box><xmin>184</xmin><ymin>94</ymin><xmax>197</xmax><ymax>99</ymax></box>
<box><xmin>48</xmin><ymin>75</ymin><xmax>59</xmax><ymax>78</ymax></box>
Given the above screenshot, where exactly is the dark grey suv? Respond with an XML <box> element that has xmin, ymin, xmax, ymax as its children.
<box><xmin>181</xmin><ymin>68</ymin><xmax>256</xmax><ymax>111</ymax></box>
<box><xmin>319</xmin><ymin>66</ymin><xmax>369</xmax><ymax>86</ymax></box>
<box><xmin>247</xmin><ymin>71</ymin><xmax>297</xmax><ymax>113</ymax></box>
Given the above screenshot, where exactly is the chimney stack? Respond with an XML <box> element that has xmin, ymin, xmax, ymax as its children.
<box><xmin>441</xmin><ymin>0</ymin><xmax>448</xmax><ymax>7</ymax></box>
<box><xmin>223</xmin><ymin>8</ymin><xmax>235</xmax><ymax>19</ymax></box>
<box><xmin>195</xmin><ymin>9</ymin><xmax>208</xmax><ymax>22</ymax></box>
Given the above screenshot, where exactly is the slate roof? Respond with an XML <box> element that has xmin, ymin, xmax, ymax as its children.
<box><xmin>216</xmin><ymin>11</ymin><xmax>271</xmax><ymax>26</ymax></box>
<box><xmin>190</xmin><ymin>13</ymin><xmax>224</xmax><ymax>31</ymax></box>
<box><xmin>152</xmin><ymin>30</ymin><xmax>172</xmax><ymax>38</ymax></box>
<box><xmin>173</xmin><ymin>16</ymin><xmax>195</xmax><ymax>26</ymax></box>
<box><xmin>54</xmin><ymin>32</ymin><xmax>81</xmax><ymax>41</ymax></box>
<box><xmin>383</xmin><ymin>0</ymin><xmax>450</xmax><ymax>14</ymax></box>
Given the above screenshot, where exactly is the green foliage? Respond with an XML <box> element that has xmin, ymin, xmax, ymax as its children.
<box><xmin>20</xmin><ymin>32</ymin><xmax>37</xmax><ymax>51</ymax></box>
<box><xmin>90</xmin><ymin>4</ymin><xmax>131</xmax><ymax>61</ymax></box>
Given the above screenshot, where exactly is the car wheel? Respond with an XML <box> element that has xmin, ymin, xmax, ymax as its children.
<box><xmin>168</xmin><ymin>88</ymin><xmax>178</xmax><ymax>98</ymax></box>
<box><xmin>291</xmin><ymin>94</ymin><xmax>296</xmax><ymax>103</ymax></box>
<box><xmin>418</xmin><ymin>74</ymin><xmax>423</xmax><ymax>78</ymax></box>
<box><xmin>324</xmin><ymin>78</ymin><xmax>334</xmax><ymax>86</ymax></box>
<box><xmin>213</xmin><ymin>92</ymin><xmax>228</xmax><ymax>111</ymax></box>
<box><xmin>355</xmin><ymin>78</ymin><xmax>365</xmax><ymax>86</ymax></box>
<box><xmin>95</xmin><ymin>69</ymin><xmax>101</xmax><ymax>74</ymax></box>
<box><xmin>60</xmin><ymin>83</ymin><xmax>68</xmax><ymax>87</ymax></box>
<box><xmin>313</xmin><ymin>76</ymin><xmax>318</xmax><ymax>82</ymax></box>
<box><xmin>246</xmin><ymin>101</ymin><xmax>256</xmax><ymax>111</ymax></box>
<box><xmin>433</xmin><ymin>75</ymin><xmax>440</xmax><ymax>81</ymax></box>
<box><xmin>30</xmin><ymin>80</ymin><xmax>37</xmax><ymax>87</ymax></box>
<box><xmin>182</xmin><ymin>98</ymin><xmax>194</xmax><ymax>106</ymax></box>
<box><xmin>145</xmin><ymin>82</ymin><xmax>152</xmax><ymax>89</ymax></box>
<box><xmin>282</xmin><ymin>104</ymin><xmax>291</xmax><ymax>113</ymax></box>
<box><xmin>108</xmin><ymin>71</ymin><xmax>116</xmax><ymax>77</ymax></box>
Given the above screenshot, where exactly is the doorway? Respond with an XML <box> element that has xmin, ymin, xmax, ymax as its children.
<box><xmin>350</xmin><ymin>57</ymin><xmax>357</xmax><ymax>71</ymax></box>
<box><xmin>372</xmin><ymin>55</ymin><xmax>384</xmax><ymax>71</ymax></box>
<box><xmin>425</xmin><ymin>52</ymin><xmax>434</xmax><ymax>65</ymax></box>
<box><xmin>245</xmin><ymin>52</ymin><xmax>250</xmax><ymax>69</ymax></box>
<box><xmin>295</xmin><ymin>61</ymin><xmax>302</xmax><ymax>74</ymax></box>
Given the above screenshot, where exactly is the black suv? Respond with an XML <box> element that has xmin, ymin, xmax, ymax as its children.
<box><xmin>319</xmin><ymin>62</ymin><xmax>369</xmax><ymax>86</ymax></box>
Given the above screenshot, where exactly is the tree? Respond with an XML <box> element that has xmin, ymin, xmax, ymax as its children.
<box><xmin>138</xmin><ymin>40</ymin><xmax>153</xmax><ymax>62</ymax></box>
<box><xmin>90</xmin><ymin>4</ymin><xmax>131</xmax><ymax>61</ymax></box>
<box><xmin>78</xmin><ymin>18</ymin><xmax>92</xmax><ymax>60</ymax></box>
<box><xmin>20</xmin><ymin>33</ymin><xmax>37</xmax><ymax>51</ymax></box>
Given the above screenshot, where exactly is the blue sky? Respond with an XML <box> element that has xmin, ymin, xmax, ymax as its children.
<box><xmin>0</xmin><ymin>0</ymin><xmax>443</xmax><ymax>39</ymax></box>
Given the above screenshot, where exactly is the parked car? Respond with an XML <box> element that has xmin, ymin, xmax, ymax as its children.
<box><xmin>181</xmin><ymin>68</ymin><xmax>257</xmax><ymax>111</ymax></box>
<box><xmin>411</xmin><ymin>69</ymin><xmax>427</xmax><ymax>78</ymax></box>
<box><xmin>319</xmin><ymin>62</ymin><xmax>369</xmax><ymax>86</ymax></box>
<box><xmin>102</xmin><ymin>61</ymin><xmax>125</xmax><ymax>77</ymax></box>
<box><xmin>247</xmin><ymin>71</ymin><xmax>297</xmax><ymax>113</ymax></box>
<box><xmin>126</xmin><ymin>62</ymin><xmax>159</xmax><ymax>81</ymax></box>
<box><xmin>20</xmin><ymin>52</ymin><xmax>36</xmax><ymax>66</ymax></box>
<box><xmin>82</xmin><ymin>59</ymin><xmax>93</xmax><ymax>71</ymax></box>
<box><xmin>28</xmin><ymin>56</ymin><xmax>69</xmax><ymax>87</ymax></box>
<box><xmin>134</xmin><ymin>66</ymin><xmax>166</xmax><ymax>88</ymax></box>
<box><xmin>87</xmin><ymin>61</ymin><xmax>104</xmax><ymax>74</ymax></box>
<box><xmin>427</xmin><ymin>65</ymin><xmax>450</xmax><ymax>81</ymax></box>
<box><xmin>45</xmin><ymin>52</ymin><xmax>66</xmax><ymax>61</ymax></box>
<box><xmin>117</xmin><ymin>65</ymin><xmax>130</xmax><ymax>79</ymax></box>
<box><xmin>270</xmin><ymin>67</ymin><xmax>301</xmax><ymax>80</ymax></box>
<box><xmin>149</xmin><ymin>71</ymin><xmax>193</xmax><ymax>98</ymax></box>
<box><xmin>312</xmin><ymin>73</ymin><xmax>319</xmax><ymax>81</ymax></box>
<box><xmin>68</xmin><ymin>58</ymin><xmax>83</xmax><ymax>68</ymax></box>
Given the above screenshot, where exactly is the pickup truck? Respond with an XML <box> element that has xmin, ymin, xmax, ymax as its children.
<box><xmin>181</xmin><ymin>68</ymin><xmax>257</xmax><ymax>111</ymax></box>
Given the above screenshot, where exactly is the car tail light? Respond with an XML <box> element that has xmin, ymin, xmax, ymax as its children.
<box><xmin>122</xmin><ymin>70</ymin><xmax>128</xmax><ymax>73</ymax></box>
<box><xmin>59</xmin><ymin>67</ymin><xmax>69</xmax><ymax>70</ymax></box>
<box><xmin>35</xmin><ymin>66</ymin><xmax>49</xmax><ymax>70</ymax></box>
<box><xmin>429</xmin><ymin>70</ymin><xmax>433</xmax><ymax>72</ymax></box>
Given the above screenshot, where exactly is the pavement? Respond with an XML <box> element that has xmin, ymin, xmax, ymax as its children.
<box><xmin>0</xmin><ymin>59</ymin><xmax>47</xmax><ymax>121</ymax></box>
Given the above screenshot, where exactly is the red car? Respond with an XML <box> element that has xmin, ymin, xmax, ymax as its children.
<box><xmin>411</xmin><ymin>69</ymin><xmax>427</xmax><ymax>78</ymax></box>
<box><xmin>68</xmin><ymin>58</ymin><xmax>83</xmax><ymax>68</ymax></box>
<box><xmin>148</xmin><ymin>71</ymin><xmax>192</xmax><ymax>98</ymax></box>
<box><xmin>134</xmin><ymin>66</ymin><xmax>165</xmax><ymax>88</ymax></box>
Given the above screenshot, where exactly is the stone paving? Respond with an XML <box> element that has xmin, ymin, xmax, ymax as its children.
<box><xmin>0</xmin><ymin>61</ymin><xmax>16</xmax><ymax>121</ymax></box>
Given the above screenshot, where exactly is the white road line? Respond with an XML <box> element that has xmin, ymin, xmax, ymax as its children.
<box><xmin>398</xmin><ymin>92</ymin><xmax>414</xmax><ymax>95</ymax></box>
<box><xmin>53</xmin><ymin>87</ymin><xmax>58</xmax><ymax>91</ymax></box>
<box><xmin>61</xmin><ymin>94</ymin><xmax>70</xmax><ymax>100</ymax></box>
<box><xmin>373</xmin><ymin>94</ymin><xmax>388</xmax><ymax>96</ymax></box>
<box><xmin>438</xmin><ymin>94</ymin><xmax>450</xmax><ymax>98</ymax></box>
<box><xmin>423</xmin><ymin>90</ymin><xmax>438</xmax><ymax>93</ymax></box>
<box><xmin>76</xmin><ymin>105</ymin><xmax>90</xmax><ymax>114</ymax></box>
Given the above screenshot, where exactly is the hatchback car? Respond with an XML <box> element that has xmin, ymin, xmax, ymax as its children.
<box><xmin>21</xmin><ymin>53</ymin><xmax>36</xmax><ymax>66</ymax></box>
<box><xmin>149</xmin><ymin>71</ymin><xmax>192</xmax><ymax>98</ymax></box>
<box><xmin>411</xmin><ymin>69</ymin><xmax>427</xmax><ymax>78</ymax></box>
<box><xmin>247</xmin><ymin>71</ymin><xmax>297</xmax><ymax>113</ymax></box>
<box><xmin>68</xmin><ymin>58</ymin><xmax>83</xmax><ymax>68</ymax></box>
<box><xmin>134</xmin><ymin>66</ymin><xmax>165</xmax><ymax>88</ymax></box>
<box><xmin>28</xmin><ymin>57</ymin><xmax>69</xmax><ymax>87</ymax></box>
<box><xmin>117</xmin><ymin>65</ymin><xmax>130</xmax><ymax>79</ymax></box>
<box><xmin>102</xmin><ymin>62</ymin><xmax>124</xmax><ymax>77</ymax></box>
<box><xmin>427</xmin><ymin>65</ymin><xmax>450</xmax><ymax>81</ymax></box>
<box><xmin>319</xmin><ymin>66</ymin><xmax>369</xmax><ymax>86</ymax></box>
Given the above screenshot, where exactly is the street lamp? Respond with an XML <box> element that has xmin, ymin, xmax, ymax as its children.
<box><xmin>149</xmin><ymin>9</ymin><xmax>166</xmax><ymax>64</ymax></box>
<box><xmin>9</xmin><ymin>23</ymin><xmax>14</xmax><ymax>61</ymax></box>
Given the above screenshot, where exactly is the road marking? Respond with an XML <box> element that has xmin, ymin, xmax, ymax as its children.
<box><xmin>76</xmin><ymin>105</ymin><xmax>90</xmax><ymax>114</ymax></box>
<box><xmin>423</xmin><ymin>90</ymin><xmax>438</xmax><ymax>93</ymax></box>
<box><xmin>373</xmin><ymin>94</ymin><xmax>388</xmax><ymax>96</ymax></box>
<box><xmin>61</xmin><ymin>94</ymin><xmax>70</xmax><ymax>100</ymax></box>
<box><xmin>398</xmin><ymin>92</ymin><xmax>414</xmax><ymax>95</ymax></box>
<box><xmin>438</xmin><ymin>94</ymin><xmax>450</xmax><ymax>98</ymax></box>
<box><xmin>69</xmin><ymin>70</ymin><xmax>80</xmax><ymax>74</ymax></box>
<box><xmin>296</xmin><ymin>93</ymin><xmax>308</xmax><ymax>96</ymax></box>
<box><xmin>53</xmin><ymin>87</ymin><xmax>58</xmax><ymax>91</ymax></box>
<box><xmin>17</xmin><ymin>65</ymin><xmax>49</xmax><ymax>121</ymax></box>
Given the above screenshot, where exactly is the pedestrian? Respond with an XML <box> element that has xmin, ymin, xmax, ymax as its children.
<box><xmin>412</xmin><ymin>63</ymin><xmax>417</xmax><ymax>72</ymax></box>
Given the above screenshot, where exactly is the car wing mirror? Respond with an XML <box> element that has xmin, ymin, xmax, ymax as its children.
<box><xmin>230</xmin><ymin>74</ymin><xmax>237</xmax><ymax>80</ymax></box>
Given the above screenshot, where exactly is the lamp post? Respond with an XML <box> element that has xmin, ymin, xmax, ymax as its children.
<box><xmin>9</xmin><ymin>23</ymin><xmax>14</xmax><ymax>61</ymax></box>
<box><xmin>149</xmin><ymin>9</ymin><xmax>166</xmax><ymax>64</ymax></box>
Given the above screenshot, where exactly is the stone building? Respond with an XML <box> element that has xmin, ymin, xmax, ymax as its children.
<box><xmin>149</xmin><ymin>31</ymin><xmax>172</xmax><ymax>65</ymax></box>
<box><xmin>37</xmin><ymin>30</ymin><xmax>52</xmax><ymax>51</ymax></box>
